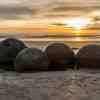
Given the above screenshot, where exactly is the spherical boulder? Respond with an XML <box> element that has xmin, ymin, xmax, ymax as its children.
<box><xmin>14</xmin><ymin>48</ymin><xmax>50</xmax><ymax>72</ymax></box>
<box><xmin>45</xmin><ymin>43</ymin><xmax>75</xmax><ymax>70</ymax></box>
<box><xmin>0</xmin><ymin>38</ymin><xmax>27</xmax><ymax>70</ymax></box>
<box><xmin>76</xmin><ymin>44</ymin><xmax>100</xmax><ymax>69</ymax></box>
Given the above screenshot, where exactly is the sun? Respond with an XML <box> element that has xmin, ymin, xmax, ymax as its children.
<box><xmin>64</xmin><ymin>17</ymin><xmax>91</xmax><ymax>30</ymax></box>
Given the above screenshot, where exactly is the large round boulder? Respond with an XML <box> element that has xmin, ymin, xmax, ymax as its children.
<box><xmin>14</xmin><ymin>48</ymin><xmax>50</xmax><ymax>72</ymax></box>
<box><xmin>0</xmin><ymin>38</ymin><xmax>27</xmax><ymax>70</ymax></box>
<box><xmin>45</xmin><ymin>43</ymin><xmax>75</xmax><ymax>70</ymax></box>
<box><xmin>76</xmin><ymin>44</ymin><xmax>100</xmax><ymax>69</ymax></box>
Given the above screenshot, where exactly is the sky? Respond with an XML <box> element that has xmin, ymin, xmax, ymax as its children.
<box><xmin>0</xmin><ymin>0</ymin><xmax>100</xmax><ymax>34</ymax></box>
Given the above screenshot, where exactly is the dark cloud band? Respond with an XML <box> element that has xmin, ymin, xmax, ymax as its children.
<box><xmin>50</xmin><ymin>6</ymin><xmax>100</xmax><ymax>12</ymax></box>
<box><xmin>0</xmin><ymin>6</ymin><xmax>37</xmax><ymax>19</ymax></box>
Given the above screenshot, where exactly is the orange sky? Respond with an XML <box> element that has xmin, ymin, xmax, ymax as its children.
<box><xmin>0</xmin><ymin>0</ymin><xmax>99</xmax><ymax>36</ymax></box>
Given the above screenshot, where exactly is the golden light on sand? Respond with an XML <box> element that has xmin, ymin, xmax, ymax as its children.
<box><xmin>64</xmin><ymin>17</ymin><xmax>91</xmax><ymax>30</ymax></box>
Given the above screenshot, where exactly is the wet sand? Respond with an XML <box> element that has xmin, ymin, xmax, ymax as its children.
<box><xmin>0</xmin><ymin>69</ymin><xmax>100</xmax><ymax>100</ymax></box>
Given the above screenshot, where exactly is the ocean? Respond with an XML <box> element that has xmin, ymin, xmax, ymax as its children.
<box><xmin>0</xmin><ymin>34</ymin><xmax>100</xmax><ymax>51</ymax></box>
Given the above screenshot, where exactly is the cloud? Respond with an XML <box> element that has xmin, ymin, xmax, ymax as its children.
<box><xmin>50</xmin><ymin>6</ymin><xmax>100</xmax><ymax>12</ymax></box>
<box><xmin>40</xmin><ymin>0</ymin><xmax>100</xmax><ymax>19</ymax></box>
<box><xmin>0</xmin><ymin>0</ymin><xmax>20</xmax><ymax>6</ymax></box>
<box><xmin>44</xmin><ymin>9</ymin><xmax>88</xmax><ymax>18</ymax></box>
<box><xmin>0</xmin><ymin>6</ymin><xmax>33</xmax><ymax>14</ymax></box>
<box><xmin>0</xmin><ymin>0</ymin><xmax>100</xmax><ymax>20</ymax></box>
<box><xmin>0</xmin><ymin>6</ymin><xmax>37</xmax><ymax>20</ymax></box>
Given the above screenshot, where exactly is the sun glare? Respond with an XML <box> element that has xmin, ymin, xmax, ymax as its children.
<box><xmin>64</xmin><ymin>17</ymin><xmax>91</xmax><ymax>30</ymax></box>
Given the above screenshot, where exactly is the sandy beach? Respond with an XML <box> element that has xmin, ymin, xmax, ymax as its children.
<box><xmin>0</xmin><ymin>69</ymin><xmax>99</xmax><ymax>100</ymax></box>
